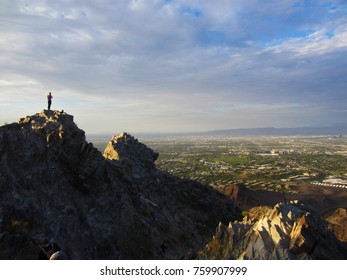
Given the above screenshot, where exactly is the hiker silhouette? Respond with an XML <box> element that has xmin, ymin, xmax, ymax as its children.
<box><xmin>47</xmin><ymin>92</ymin><xmax>53</xmax><ymax>110</ymax></box>
<box><xmin>160</xmin><ymin>241</ymin><xmax>168</xmax><ymax>259</ymax></box>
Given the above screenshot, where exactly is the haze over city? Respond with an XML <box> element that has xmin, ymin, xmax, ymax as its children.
<box><xmin>1</xmin><ymin>0</ymin><xmax>346</xmax><ymax>133</ymax></box>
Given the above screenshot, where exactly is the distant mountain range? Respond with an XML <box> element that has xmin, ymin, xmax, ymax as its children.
<box><xmin>90</xmin><ymin>124</ymin><xmax>347</xmax><ymax>139</ymax></box>
<box><xmin>199</xmin><ymin>124</ymin><xmax>347</xmax><ymax>136</ymax></box>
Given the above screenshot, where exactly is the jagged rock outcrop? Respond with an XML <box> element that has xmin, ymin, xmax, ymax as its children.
<box><xmin>103</xmin><ymin>132</ymin><xmax>159</xmax><ymax>181</ymax></box>
<box><xmin>0</xmin><ymin>110</ymin><xmax>241</xmax><ymax>260</ymax></box>
<box><xmin>198</xmin><ymin>201</ymin><xmax>347</xmax><ymax>260</ymax></box>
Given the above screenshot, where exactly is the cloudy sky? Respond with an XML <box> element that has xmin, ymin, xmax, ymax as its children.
<box><xmin>1</xmin><ymin>0</ymin><xmax>346</xmax><ymax>134</ymax></box>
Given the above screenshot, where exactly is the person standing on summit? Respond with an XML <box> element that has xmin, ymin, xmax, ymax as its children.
<box><xmin>47</xmin><ymin>92</ymin><xmax>53</xmax><ymax>110</ymax></box>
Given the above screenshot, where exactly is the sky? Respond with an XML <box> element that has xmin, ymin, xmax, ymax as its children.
<box><xmin>0</xmin><ymin>0</ymin><xmax>347</xmax><ymax>134</ymax></box>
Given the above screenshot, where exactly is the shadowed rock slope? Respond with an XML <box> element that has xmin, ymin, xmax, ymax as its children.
<box><xmin>0</xmin><ymin>110</ymin><xmax>241</xmax><ymax>259</ymax></box>
<box><xmin>198</xmin><ymin>201</ymin><xmax>347</xmax><ymax>260</ymax></box>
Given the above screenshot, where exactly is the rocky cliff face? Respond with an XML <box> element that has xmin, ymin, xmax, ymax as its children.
<box><xmin>0</xmin><ymin>110</ymin><xmax>241</xmax><ymax>260</ymax></box>
<box><xmin>198</xmin><ymin>200</ymin><xmax>347</xmax><ymax>260</ymax></box>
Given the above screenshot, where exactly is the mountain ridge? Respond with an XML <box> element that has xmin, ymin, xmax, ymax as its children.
<box><xmin>198</xmin><ymin>124</ymin><xmax>347</xmax><ymax>136</ymax></box>
<box><xmin>0</xmin><ymin>110</ymin><xmax>241</xmax><ymax>259</ymax></box>
<box><xmin>89</xmin><ymin>124</ymin><xmax>347</xmax><ymax>138</ymax></box>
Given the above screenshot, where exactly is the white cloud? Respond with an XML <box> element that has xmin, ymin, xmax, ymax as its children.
<box><xmin>267</xmin><ymin>21</ymin><xmax>347</xmax><ymax>56</ymax></box>
<box><xmin>0</xmin><ymin>0</ymin><xmax>346</xmax><ymax>132</ymax></box>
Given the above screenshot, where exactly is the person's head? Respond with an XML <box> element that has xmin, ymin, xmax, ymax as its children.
<box><xmin>50</xmin><ymin>251</ymin><xmax>68</xmax><ymax>260</ymax></box>
<box><xmin>48</xmin><ymin>92</ymin><xmax>52</xmax><ymax>96</ymax></box>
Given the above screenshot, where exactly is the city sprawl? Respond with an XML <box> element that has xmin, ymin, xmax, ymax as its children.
<box><xmin>141</xmin><ymin>135</ymin><xmax>347</xmax><ymax>194</ymax></box>
<box><xmin>92</xmin><ymin>135</ymin><xmax>347</xmax><ymax>196</ymax></box>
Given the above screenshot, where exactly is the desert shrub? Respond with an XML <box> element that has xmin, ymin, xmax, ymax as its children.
<box><xmin>11</xmin><ymin>220</ymin><xmax>29</xmax><ymax>232</ymax></box>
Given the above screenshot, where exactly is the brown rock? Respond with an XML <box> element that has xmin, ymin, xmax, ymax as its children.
<box><xmin>325</xmin><ymin>208</ymin><xmax>347</xmax><ymax>242</ymax></box>
<box><xmin>224</xmin><ymin>183</ymin><xmax>259</xmax><ymax>210</ymax></box>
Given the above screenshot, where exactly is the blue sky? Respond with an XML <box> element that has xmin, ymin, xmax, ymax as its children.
<box><xmin>0</xmin><ymin>0</ymin><xmax>346</xmax><ymax>134</ymax></box>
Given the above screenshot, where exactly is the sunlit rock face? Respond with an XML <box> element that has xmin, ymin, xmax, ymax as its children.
<box><xmin>103</xmin><ymin>132</ymin><xmax>159</xmax><ymax>181</ymax></box>
<box><xmin>198</xmin><ymin>200</ymin><xmax>347</xmax><ymax>260</ymax></box>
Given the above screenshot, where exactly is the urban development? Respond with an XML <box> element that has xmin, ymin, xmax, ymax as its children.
<box><xmin>92</xmin><ymin>134</ymin><xmax>347</xmax><ymax>199</ymax></box>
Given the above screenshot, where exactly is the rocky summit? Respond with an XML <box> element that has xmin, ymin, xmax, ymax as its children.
<box><xmin>0</xmin><ymin>110</ymin><xmax>241</xmax><ymax>260</ymax></box>
<box><xmin>198</xmin><ymin>200</ymin><xmax>347</xmax><ymax>260</ymax></box>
